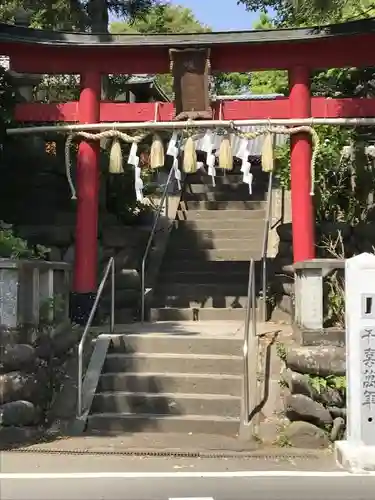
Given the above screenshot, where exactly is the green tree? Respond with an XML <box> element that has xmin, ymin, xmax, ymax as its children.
<box><xmin>111</xmin><ymin>3</ymin><xmax>209</xmax><ymax>34</ymax></box>
<box><xmin>249</xmin><ymin>13</ymin><xmax>287</xmax><ymax>94</ymax></box>
<box><xmin>111</xmin><ymin>4</ymin><xmax>254</xmax><ymax>97</ymax></box>
<box><xmin>111</xmin><ymin>4</ymin><xmax>209</xmax><ymax>97</ymax></box>
<box><xmin>214</xmin><ymin>73</ymin><xmax>252</xmax><ymax>96</ymax></box>
<box><xmin>237</xmin><ymin>0</ymin><xmax>375</xmax><ymax>25</ymax></box>
<box><xmin>240</xmin><ymin>0</ymin><xmax>375</xmax><ymax>237</ymax></box>
<box><xmin>0</xmin><ymin>67</ymin><xmax>16</xmax><ymax>126</ymax></box>
<box><xmin>0</xmin><ymin>0</ymin><xmax>160</xmax><ymax>31</ymax></box>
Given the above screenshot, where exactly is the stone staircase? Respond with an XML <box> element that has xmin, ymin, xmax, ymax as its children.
<box><xmin>150</xmin><ymin>168</ymin><xmax>268</xmax><ymax>321</ymax></box>
<box><xmin>85</xmin><ymin>167</ymin><xmax>270</xmax><ymax>437</ymax></box>
<box><xmin>86</xmin><ymin>326</ymin><xmax>243</xmax><ymax>436</ymax></box>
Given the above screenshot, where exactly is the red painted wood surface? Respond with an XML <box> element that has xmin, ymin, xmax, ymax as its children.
<box><xmin>3</xmin><ymin>32</ymin><xmax>375</xmax><ymax>74</ymax></box>
<box><xmin>73</xmin><ymin>71</ymin><xmax>101</xmax><ymax>294</ymax></box>
<box><xmin>14</xmin><ymin>97</ymin><xmax>375</xmax><ymax>123</ymax></box>
<box><xmin>289</xmin><ymin>66</ymin><xmax>315</xmax><ymax>263</ymax></box>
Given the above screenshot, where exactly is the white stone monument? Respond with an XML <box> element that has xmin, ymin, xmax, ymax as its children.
<box><xmin>336</xmin><ymin>252</ymin><xmax>375</xmax><ymax>472</ymax></box>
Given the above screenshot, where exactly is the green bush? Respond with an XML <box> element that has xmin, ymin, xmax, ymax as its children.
<box><xmin>275</xmin><ymin>125</ymin><xmax>371</xmax><ymax>224</ymax></box>
<box><xmin>0</xmin><ymin>223</ymin><xmax>48</xmax><ymax>259</ymax></box>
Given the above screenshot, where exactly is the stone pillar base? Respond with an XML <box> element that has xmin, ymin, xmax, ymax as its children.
<box><xmin>335</xmin><ymin>440</ymin><xmax>375</xmax><ymax>473</ymax></box>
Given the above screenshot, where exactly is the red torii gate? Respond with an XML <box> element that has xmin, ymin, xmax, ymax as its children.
<box><xmin>1</xmin><ymin>18</ymin><xmax>375</xmax><ymax>311</ymax></box>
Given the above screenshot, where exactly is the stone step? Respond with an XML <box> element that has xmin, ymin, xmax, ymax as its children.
<box><xmin>153</xmin><ymin>295</ymin><xmax>249</xmax><ymax>309</ymax></box>
<box><xmin>185</xmin><ymin>181</ymin><xmax>267</xmax><ymax>195</ymax></box>
<box><xmin>186</xmin><ymin>172</ymin><xmax>267</xmax><ymax>184</ymax></box>
<box><xmin>160</xmin><ymin>271</ymin><xmax>252</xmax><ymax>284</ymax></box>
<box><xmin>177</xmin><ymin>208</ymin><xmax>265</xmax><ymax>220</ymax></box>
<box><xmin>156</xmin><ymin>282</ymin><xmax>249</xmax><ymax>296</ymax></box>
<box><xmin>182</xmin><ymin>191</ymin><xmax>266</xmax><ymax>202</ymax></box>
<box><xmin>177</xmin><ymin>219</ymin><xmax>265</xmax><ymax>230</ymax></box>
<box><xmin>108</xmin><ymin>334</ymin><xmax>242</xmax><ymax>356</ymax></box>
<box><xmin>161</xmin><ymin>259</ymin><xmax>257</xmax><ymax>273</ymax></box>
<box><xmin>150</xmin><ymin>305</ymin><xmax>288</xmax><ymax>323</ymax></box>
<box><xmin>167</xmin><ymin>238</ymin><xmax>261</xmax><ymax>251</ymax></box>
<box><xmin>98</xmin><ymin>372</ymin><xmax>242</xmax><ymax>396</ymax></box>
<box><xmin>103</xmin><ymin>353</ymin><xmax>242</xmax><ymax>375</ymax></box>
<box><xmin>150</xmin><ymin>307</ymin><xmax>251</xmax><ymax>322</ymax></box>
<box><xmin>91</xmin><ymin>392</ymin><xmax>241</xmax><ymax>418</ymax></box>
<box><xmin>164</xmin><ymin>248</ymin><xmax>261</xmax><ymax>261</ymax></box>
<box><xmin>86</xmin><ymin>413</ymin><xmax>240</xmax><ymax>436</ymax></box>
<box><xmin>181</xmin><ymin>201</ymin><xmax>266</xmax><ymax>211</ymax></box>
<box><xmin>171</xmin><ymin>228</ymin><xmax>264</xmax><ymax>240</ymax></box>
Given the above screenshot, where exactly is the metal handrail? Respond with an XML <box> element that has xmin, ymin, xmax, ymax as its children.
<box><xmin>77</xmin><ymin>257</ymin><xmax>115</xmax><ymax>417</ymax></box>
<box><xmin>261</xmin><ymin>169</ymin><xmax>274</xmax><ymax>322</ymax></box>
<box><xmin>141</xmin><ymin>166</ymin><xmax>175</xmax><ymax>322</ymax></box>
<box><xmin>243</xmin><ymin>258</ymin><xmax>257</xmax><ymax>426</ymax></box>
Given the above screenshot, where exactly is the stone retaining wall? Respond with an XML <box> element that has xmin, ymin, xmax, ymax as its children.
<box><xmin>0</xmin><ymin>322</ymin><xmax>81</xmax><ymax>442</ymax></box>
<box><xmin>278</xmin><ymin>345</ymin><xmax>346</xmax><ymax>448</ymax></box>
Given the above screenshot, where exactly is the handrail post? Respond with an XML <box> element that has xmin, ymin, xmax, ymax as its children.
<box><xmin>77</xmin><ymin>257</ymin><xmax>114</xmax><ymax>418</ymax></box>
<box><xmin>242</xmin><ymin>258</ymin><xmax>260</xmax><ymax>428</ymax></box>
<box><xmin>243</xmin><ymin>258</ymin><xmax>254</xmax><ymax>426</ymax></box>
<box><xmin>261</xmin><ymin>168</ymin><xmax>274</xmax><ymax>323</ymax></box>
<box><xmin>251</xmin><ymin>260</ymin><xmax>257</xmax><ymax>338</ymax></box>
<box><xmin>141</xmin><ymin>259</ymin><xmax>146</xmax><ymax>323</ymax></box>
<box><xmin>140</xmin><ymin>166</ymin><xmax>175</xmax><ymax>323</ymax></box>
<box><xmin>78</xmin><ymin>344</ymin><xmax>83</xmax><ymax>416</ymax></box>
<box><xmin>110</xmin><ymin>258</ymin><xmax>115</xmax><ymax>335</ymax></box>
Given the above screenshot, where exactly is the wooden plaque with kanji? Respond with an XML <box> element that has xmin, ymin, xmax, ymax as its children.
<box><xmin>169</xmin><ymin>48</ymin><xmax>212</xmax><ymax>121</ymax></box>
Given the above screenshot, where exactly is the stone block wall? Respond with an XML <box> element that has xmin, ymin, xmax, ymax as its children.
<box><xmin>278</xmin><ymin>345</ymin><xmax>346</xmax><ymax>448</ymax></box>
<box><xmin>0</xmin><ymin>322</ymin><xmax>81</xmax><ymax>443</ymax></box>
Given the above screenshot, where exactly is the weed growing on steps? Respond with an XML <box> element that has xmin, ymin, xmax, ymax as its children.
<box><xmin>275</xmin><ymin>341</ymin><xmax>287</xmax><ymax>361</ymax></box>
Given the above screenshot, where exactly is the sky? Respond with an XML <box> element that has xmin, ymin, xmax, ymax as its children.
<box><xmin>169</xmin><ymin>0</ymin><xmax>260</xmax><ymax>31</ymax></box>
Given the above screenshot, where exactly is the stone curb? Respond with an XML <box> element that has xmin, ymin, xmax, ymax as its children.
<box><xmin>2</xmin><ymin>435</ymin><xmax>334</xmax><ymax>460</ymax></box>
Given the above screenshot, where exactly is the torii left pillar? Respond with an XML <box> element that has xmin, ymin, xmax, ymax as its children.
<box><xmin>289</xmin><ymin>65</ymin><xmax>315</xmax><ymax>263</ymax></box>
<box><xmin>70</xmin><ymin>71</ymin><xmax>101</xmax><ymax>324</ymax></box>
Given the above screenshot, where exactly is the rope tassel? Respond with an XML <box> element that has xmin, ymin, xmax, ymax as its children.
<box><xmin>183</xmin><ymin>137</ymin><xmax>197</xmax><ymax>174</ymax></box>
<box><xmin>261</xmin><ymin>132</ymin><xmax>274</xmax><ymax>172</ymax></box>
<box><xmin>218</xmin><ymin>134</ymin><xmax>233</xmax><ymax>171</ymax></box>
<box><xmin>150</xmin><ymin>133</ymin><xmax>165</xmax><ymax>169</ymax></box>
<box><xmin>109</xmin><ymin>138</ymin><xmax>124</xmax><ymax>174</ymax></box>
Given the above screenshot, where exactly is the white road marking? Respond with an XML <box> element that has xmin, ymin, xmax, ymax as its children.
<box><xmin>169</xmin><ymin>497</ymin><xmax>214</xmax><ymax>500</ymax></box>
<box><xmin>0</xmin><ymin>471</ymin><xmax>373</xmax><ymax>479</ymax></box>
<box><xmin>169</xmin><ymin>498</ymin><xmax>214</xmax><ymax>500</ymax></box>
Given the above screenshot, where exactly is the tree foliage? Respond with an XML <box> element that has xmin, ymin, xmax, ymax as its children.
<box><xmin>111</xmin><ymin>4</ymin><xmax>209</xmax><ymax>98</ymax></box>
<box><xmin>0</xmin><ymin>67</ymin><xmax>16</xmax><ymax>126</ymax></box>
<box><xmin>238</xmin><ymin>0</ymin><xmax>375</xmax><ymax>25</ymax></box>
<box><xmin>0</xmin><ymin>0</ymin><xmax>160</xmax><ymax>31</ymax></box>
<box><xmin>111</xmin><ymin>3</ymin><xmax>210</xmax><ymax>34</ymax></box>
<box><xmin>249</xmin><ymin>13</ymin><xmax>287</xmax><ymax>94</ymax></box>
<box><xmin>237</xmin><ymin>0</ymin><xmax>375</xmax><ymax>230</ymax></box>
<box><xmin>111</xmin><ymin>4</ymin><xmax>254</xmax><ymax>97</ymax></box>
<box><xmin>274</xmin><ymin>127</ymin><xmax>369</xmax><ymax>223</ymax></box>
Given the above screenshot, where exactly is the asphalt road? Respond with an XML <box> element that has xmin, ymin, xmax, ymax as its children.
<box><xmin>2</xmin><ymin>474</ymin><xmax>375</xmax><ymax>500</ymax></box>
<box><xmin>1</xmin><ymin>452</ymin><xmax>375</xmax><ymax>500</ymax></box>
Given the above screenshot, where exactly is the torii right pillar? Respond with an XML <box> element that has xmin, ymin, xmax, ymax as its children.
<box><xmin>289</xmin><ymin>65</ymin><xmax>315</xmax><ymax>263</ymax></box>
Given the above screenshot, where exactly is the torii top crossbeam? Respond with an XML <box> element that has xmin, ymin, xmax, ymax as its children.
<box><xmin>1</xmin><ymin>18</ymin><xmax>375</xmax><ymax>323</ymax></box>
<box><xmin>1</xmin><ymin>17</ymin><xmax>375</xmax><ymax>73</ymax></box>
